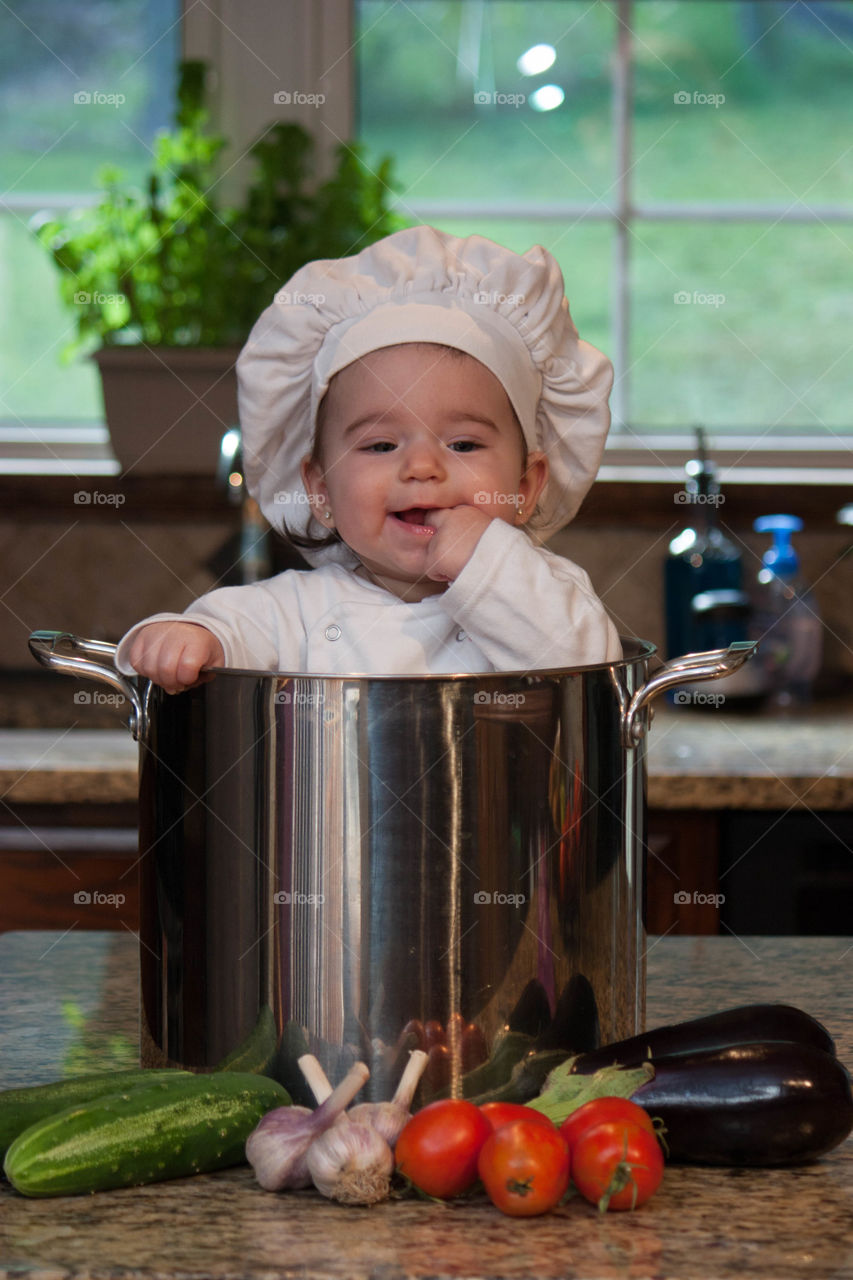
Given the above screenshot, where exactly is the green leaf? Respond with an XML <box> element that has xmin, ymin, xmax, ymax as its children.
<box><xmin>31</xmin><ymin>57</ymin><xmax>409</xmax><ymax>357</ymax></box>
<box><xmin>525</xmin><ymin>1058</ymin><xmax>655</xmax><ymax>1125</ymax></box>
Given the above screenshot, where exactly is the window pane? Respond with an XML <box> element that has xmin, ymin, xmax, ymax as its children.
<box><xmin>357</xmin><ymin>1</ymin><xmax>615</xmax><ymax>202</ymax></box>
<box><xmin>0</xmin><ymin>0</ymin><xmax>180</xmax><ymax>194</ymax></box>
<box><xmin>423</xmin><ymin>216</ymin><xmax>612</xmax><ymax>357</ymax></box>
<box><xmin>632</xmin><ymin>1</ymin><xmax>853</xmax><ymax>203</ymax></box>
<box><xmin>629</xmin><ymin>222</ymin><xmax>853</xmax><ymax>433</ymax></box>
<box><xmin>0</xmin><ymin>215</ymin><xmax>100</xmax><ymax>420</ymax></box>
<box><xmin>0</xmin><ymin>0</ymin><xmax>180</xmax><ymax>427</ymax></box>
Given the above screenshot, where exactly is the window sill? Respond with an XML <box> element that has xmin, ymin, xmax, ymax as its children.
<box><xmin>1</xmin><ymin>428</ymin><xmax>850</xmax><ymax>529</ymax></box>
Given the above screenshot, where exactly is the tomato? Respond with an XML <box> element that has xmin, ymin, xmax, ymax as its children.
<box><xmin>571</xmin><ymin>1121</ymin><xmax>664</xmax><ymax>1212</ymax></box>
<box><xmin>461</xmin><ymin>1022</ymin><xmax>488</xmax><ymax>1071</ymax></box>
<box><xmin>424</xmin><ymin>1019</ymin><xmax>446</xmax><ymax>1047</ymax></box>
<box><xmin>477</xmin><ymin>1119</ymin><xmax>571</xmax><ymax>1217</ymax></box>
<box><xmin>395</xmin><ymin>1099</ymin><xmax>491</xmax><ymax>1199</ymax></box>
<box><xmin>399</xmin><ymin>1019</ymin><xmax>427</xmax><ymax>1053</ymax></box>
<box><xmin>560</xmin><ymin>1096</ymin><xmax>656</xmax><ymax>1153</ymax></box>
<box><xmin>423</xmin><ymin>1042</ymin><xmax>451</xmax><ymax>1093</ymax></box>
<box><xmin>480</xmin><ymin>1102</ymin><xmax>556</xmax><ymax>1134</ymax></box>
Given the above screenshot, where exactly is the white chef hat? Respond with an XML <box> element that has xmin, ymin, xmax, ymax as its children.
<box><xmin>237</xmin><ymin>225</ymin><xmax>613</xmax><ymax>566</ymax></box>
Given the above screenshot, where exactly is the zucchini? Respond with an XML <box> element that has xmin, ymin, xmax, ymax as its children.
<box><xmin>427</xmin><ymin>1029</ymin><xmax>534</xmax><ymax>1101</ymax></box>
<box><xmin>0</xmin><ymin>1069</ymin><xmax>186</xmax><ymax>1161</ymax></box>
<box><xmin>468</xmin><ymin>1048</ymin><xmax>569</xmax><ymax>1105</ymax></box>
<box><xmin>4</xmin><ymin>1071</ymin><xmax>290</xmax><ymax>1197</ymax></box>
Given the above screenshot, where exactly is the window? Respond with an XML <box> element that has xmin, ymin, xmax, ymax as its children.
<box><xmin>0</xmin><ymin>0</ymin><xmax>180</xmax><ymax>465</ymax></box>
<box><xmin>356</xmin><ymin>0</ymin><xmax>853</xmax><ymax>469</ymax></box>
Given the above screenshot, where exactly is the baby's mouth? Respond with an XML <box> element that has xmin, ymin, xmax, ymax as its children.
<box><xmin>393</xmin><ymin>508</ymin><xmax>432</xmax><ymax>526</ymax></box>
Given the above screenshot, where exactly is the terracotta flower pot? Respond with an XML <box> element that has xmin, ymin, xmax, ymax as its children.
<box><xmin>93</xmin><ymin>345</ymin><xmax>242</xmax><ymax>476</ymax></box>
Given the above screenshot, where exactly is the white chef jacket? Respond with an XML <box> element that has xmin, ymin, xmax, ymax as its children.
<box><xmin>115</xmin><ymin>519</ymin><xmax>621</xmax><ymax>676</ymax></box>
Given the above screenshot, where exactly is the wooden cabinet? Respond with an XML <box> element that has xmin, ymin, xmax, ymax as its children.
<box><xmin>0</xmin><ymin>803</ymin><xmax>139</xmax><ymax>933</ymax></box>
<box><xmin>646</xmin><ymin>810</ymin><xmax>722</xmax><ymax>935</ymax></box>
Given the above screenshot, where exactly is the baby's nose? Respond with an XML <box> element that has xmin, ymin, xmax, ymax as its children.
<box><xmin>400</xmin><ymin>436</ymin><xmax>446</xmax><ymax>480</ymax></box>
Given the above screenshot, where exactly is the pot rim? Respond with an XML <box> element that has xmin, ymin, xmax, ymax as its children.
<box><xmin>193</xmin><ymin>635</ymin><xmax>658</xmax><ymax>683</ymax></box>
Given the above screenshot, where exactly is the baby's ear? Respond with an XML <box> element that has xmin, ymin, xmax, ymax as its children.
<box><xmin>518</xmin><ymin>451</ymin><xmax>549</xmax><ymax>524</ymax></box>
<box><xmin>301</xmin><ymin>453</ymin><xmax>324</xmax><ymax>497</ymax></box>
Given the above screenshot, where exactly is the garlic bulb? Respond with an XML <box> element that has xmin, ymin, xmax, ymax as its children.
<box><xmin>306</xmin><ymin>1120</ymin><xmax>394</xmax><ymax>1206</ymax></box>
<box><xmin>245</xmin><ymin>1060</ymin><xmax>368</xmax><ymax>1191</ymax></box>
<box><xmin>246</xmin><ymin>1105</ymin><xmax>316</xmax><ymax>1191</ymax></box>
<box><xmin>348</xmin><ymin>1048</ymin><xmax>429</xmax><ymax>1147</ymax></box>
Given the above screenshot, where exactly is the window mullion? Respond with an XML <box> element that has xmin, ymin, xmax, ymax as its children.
<box><xmin>611</xmin><ymin>0</ymin><xmax>633</xmax><ymax>434</ymax></box>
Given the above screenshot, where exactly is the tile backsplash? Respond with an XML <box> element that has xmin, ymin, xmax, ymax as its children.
<box><xmin>3</xmin><ymin>506</ymin><xmax>852</xmax><ymax>690</ymax></box>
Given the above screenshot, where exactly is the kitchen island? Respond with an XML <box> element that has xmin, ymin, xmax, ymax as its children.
<box><xmin>2</xmin><ymin>933</ymin><xmax>852</xmax><ymax>1280</ymax></box>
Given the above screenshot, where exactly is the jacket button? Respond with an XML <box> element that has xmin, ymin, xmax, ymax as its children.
<box><xmin>325</xmin><ymin>624</ymin><xmax>342</xmax><ymax>641</ymax></box>
<box><xmin>456</xmin><ymin>629</ymin><xmax>467</xmax><ymax>642</ymax></box>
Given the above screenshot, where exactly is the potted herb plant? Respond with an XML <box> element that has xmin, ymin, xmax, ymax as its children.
<box><xmin>33</xmin><ymin>61</ymin><xmax>405</xmax><ymax>475</ymax></box>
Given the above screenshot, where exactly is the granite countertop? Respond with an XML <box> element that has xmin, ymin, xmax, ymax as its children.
<box><xmin>0</xmin><ymin>729</ymin><xmax>138</xmax><ymax>804</ymax></box>
<box><xmin>1</xmin><ymin>697</ymin><xmax>852</xmax><ymax>811</ymax></box>
<box><xmin>2</xmin><ymin>932</ymin><xmax>853</xmax><ymax>1280</ymax></box>
<box><xmin>646</xmin><ymin>701</ymin><xmax>853</xmax><ymax>810</ymax></box>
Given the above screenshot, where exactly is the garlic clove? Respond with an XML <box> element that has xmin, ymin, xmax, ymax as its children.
<box><xmin>306</xmin><ymin>1120</ymin><xmax>394</xmax><ymax>1206</ymax></box>
<box><xmin>347</xmin><ymin>1101</ymin><xmax>408</xmax><ymax>1149</ymax></box>
<box><xmin>245</xmin><ymin>1106</ymin><xmax>315</xmax><ymax>1190</ymax></box>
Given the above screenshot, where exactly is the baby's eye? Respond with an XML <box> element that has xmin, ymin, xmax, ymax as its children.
<box><xmin>449</xmin><ymin>440</ymin><xmax>482</xmax><ymax>453</ymax></box>
<box><xmin>362</xmin><ymin>441</ymin><xmax>396</xmax><ymax>453</ymax></box>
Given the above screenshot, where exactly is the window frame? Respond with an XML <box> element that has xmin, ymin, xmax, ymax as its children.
<box><xmin>2</xmin><ymin>0</ymin><xmax>852</xmax><ymax>484</ymax></box>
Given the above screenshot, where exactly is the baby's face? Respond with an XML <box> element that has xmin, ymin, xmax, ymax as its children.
<box><xmin>302</xmin><ymin>344</ymin><xmax>545</xmax><ymax>599</ymax></box>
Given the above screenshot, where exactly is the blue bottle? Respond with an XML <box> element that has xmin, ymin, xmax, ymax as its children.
<box><xmin>664</xmin><ymin>431</ymin><xmax>744</xmax><ymax>658</ymax></box>
<box><xmin>750</xmin><ymin>515</ymin><xmax>823</xmax><ymax>709</ymax></box>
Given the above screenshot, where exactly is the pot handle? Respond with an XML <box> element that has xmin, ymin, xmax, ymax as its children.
<box><xmin>621</xmin><ymin>640</ymin><xmax>757</xmax><ymax>747</ymax></box>
<box><xmin>28</xmin><ymin>630</ymin><xmax>148</xmax><ymax>741</ymax></box>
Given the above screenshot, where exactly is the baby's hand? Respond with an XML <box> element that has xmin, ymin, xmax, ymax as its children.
<box><xmin>126</xmin><ymin>621</ymin><xmax>225</xmax><ymax>694</ymax></box>
<box><xmin>423</xmin><ymin>505</ymin><xmax>493</xmax><ymax>582</ymax></box>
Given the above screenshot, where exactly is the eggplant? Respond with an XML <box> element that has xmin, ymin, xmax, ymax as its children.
<box><xmin>569</xmin><ymin>1003</ymin><xmax>835</xmax><ymax>1074</ymax></box>
<box><xmin>507</xmin><ymin>979</ymin><xmax>551</xmax><ymax>1038</ymax></box>
<box><xmin>632</xmin><ymin>1041</ymin><xmax>853</xmax><ymax>1166</ymax></box>
<box><xmin>534</xmin><ymin>974</ymin><xmax>600</xmax><ymax>1054</ymax></box>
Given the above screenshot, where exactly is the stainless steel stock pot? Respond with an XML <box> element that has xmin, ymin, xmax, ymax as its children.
<box><xmin>30</xmin><ymin>631</ymin><xmax>754</xmax><ymax>1103</ymax></box>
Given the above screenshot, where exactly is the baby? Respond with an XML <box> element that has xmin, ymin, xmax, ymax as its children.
<box><xmin>117</xmin><ymin>225</ymin><xmax>621</xmax><ymax>689</ymax></box>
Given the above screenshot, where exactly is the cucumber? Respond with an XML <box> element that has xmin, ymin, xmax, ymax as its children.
<box><xmin>214</xmin><ymin>1005</ymin><xmax>278</xmax><ymax>1076</ymax></box>
<box><xmin>4</xmin><ymin>1071</ymin><xmax>290</xmax><ymax>1197</ymax></box>
<box><xmin>0</xmin><ymin>1069</ymin><xmax>187</xmax><ymax>1161</ymax></box>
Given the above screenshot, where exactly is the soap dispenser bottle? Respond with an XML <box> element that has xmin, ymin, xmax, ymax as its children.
<box><xmin>665</xmin><ymin>429</ymin><xmax>744</xmax><ymax>658</ymax></box>
<box><xmin>750</xmin><ymin>515</ymin><xmax>823</xmax><ymax>709</ymax></box>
